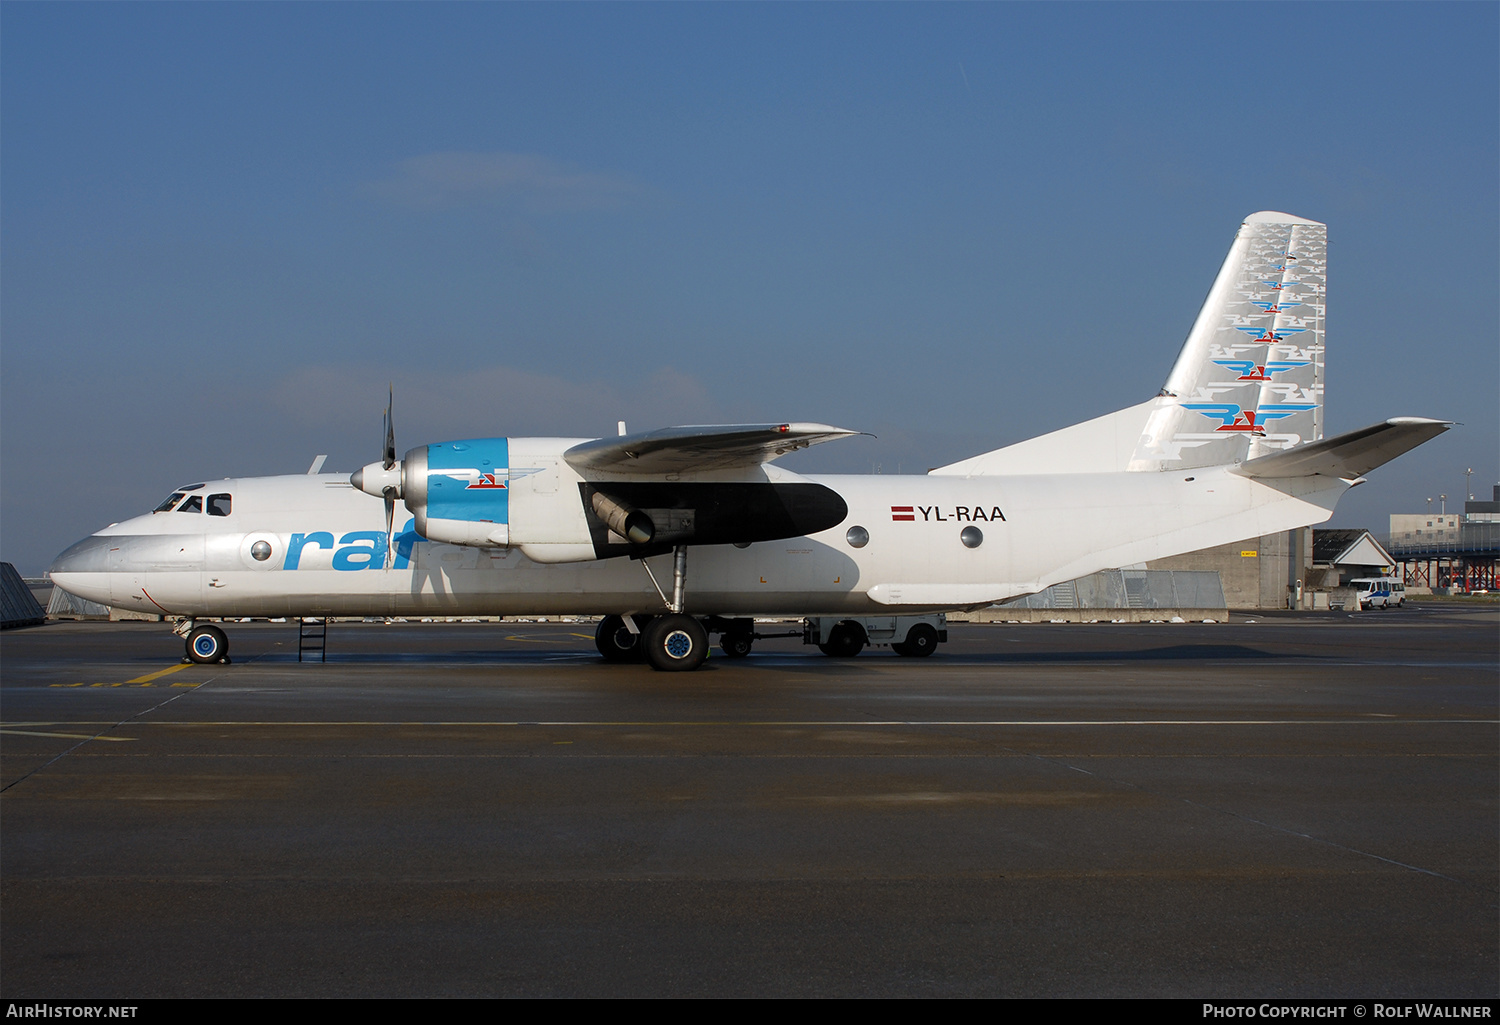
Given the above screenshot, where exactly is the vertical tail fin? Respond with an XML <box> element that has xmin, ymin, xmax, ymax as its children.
<box><xmin>931</xmin><ymin>212</ymin><xmax>1326</xmax><ymax>477</ymax></box>
<box><xmin>1130</xmin><ymin>211</ymin><xmax>1326</xmax><ymax>471</ymax></box>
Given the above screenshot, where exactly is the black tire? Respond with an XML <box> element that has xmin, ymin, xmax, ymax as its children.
<box><xmin>186</xmin><ymin>624</ymin><xmax>228</xmax><ymax>664</ymax></box>
<box><xmin>721</xmin><ymin>632</ymin><xmax>753</xmax><ymax>658</ymax></box>
<box><xmin>818</xmin><ymin>622</ymin><xmax>865</xmax><ymax>658</ymax></box>
<box><xmin>642</xmin><ymin>614</ymin><xmax>709</xmax><ymax>672</ymax></box>
<box><xmin>896</xmin><ymin>623</ymin><xmax>939</xmax><ymax>657</ymax></box>
<box><xmin>595</xmin><ymin>615</ymin><xmax>640</xmax><ymax>662</ymax></box>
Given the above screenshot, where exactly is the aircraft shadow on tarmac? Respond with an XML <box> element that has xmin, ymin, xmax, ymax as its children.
<box><xmin>248</xmin><ymin>641</ymin><xmax>1306</xmax><ymax>667</ymax></box>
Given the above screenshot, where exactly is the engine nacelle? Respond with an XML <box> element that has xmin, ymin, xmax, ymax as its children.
<box><xmin>396</xmin><ymin>437</ymin><xmax>601</xmax><ymax>560</ymax></box>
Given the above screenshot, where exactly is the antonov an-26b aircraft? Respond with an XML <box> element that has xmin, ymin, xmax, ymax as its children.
<box><xmin>50</xmin><ymin>213</ymin><xmax>1449</xmax><ymax>670</ymax></box>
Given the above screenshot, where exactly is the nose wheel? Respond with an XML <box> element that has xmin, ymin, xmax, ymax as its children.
<box><xmin>185</xmin><ymin>624</ymin><xmax>231</xmax><ymax>664</ymax></box>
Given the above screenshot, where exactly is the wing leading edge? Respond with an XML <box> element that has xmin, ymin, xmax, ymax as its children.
<box><xmin>564</xmin><ymin>423</ymin><xmax>862</xmax><ymax>475</ymax></box>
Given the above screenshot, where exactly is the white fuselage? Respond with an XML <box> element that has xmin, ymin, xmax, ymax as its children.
<box><xmin>50</xmin><ymin>463</ymin><xmax>1346</xmax><ymax>620</ymax></box>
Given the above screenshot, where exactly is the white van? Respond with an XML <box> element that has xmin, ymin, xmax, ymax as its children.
<box><xmin>1351</xmin><ymin>577</ymin><xmax>1404</xmax><ymax>610</ymax></box>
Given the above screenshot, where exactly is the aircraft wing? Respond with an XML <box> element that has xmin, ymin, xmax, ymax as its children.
<box><xmin>1232</xmin><ymin>418</ymin><xmax>1452</xmax><ymax>480</ymax></box>
<box><xmin>564</xmin><ymin>423</ymin><xmax>862</xmax><ymax>475</ymax></box>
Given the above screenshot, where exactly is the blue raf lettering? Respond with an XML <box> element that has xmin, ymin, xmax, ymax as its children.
<box><xmin>332</xmin><ymin>531</ymin><xmax>386</xmax><ymax>571</ymax></box>
<box><xmin>284</xmin><ymin>532</ymin><xmax>335</xmax><ymax>570</ymax></box>
<box><xmin>284</xmin><ymin>521</ymin><xmax>426</xmax><ymax>570</ymax></box>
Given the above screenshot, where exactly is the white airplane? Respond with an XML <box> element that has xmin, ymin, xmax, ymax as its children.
<box><xmin>49</xmin><ymin>212</ymin><xmax>1449</xmax><ymax>670</ymax></box>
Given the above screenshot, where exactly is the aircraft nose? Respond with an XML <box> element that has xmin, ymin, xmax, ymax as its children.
<box><xmin>48</xmin><ymin>533</ymin><xmax>121</xmax><ymax>607</ymax></box>
<box><xmin>48</xmin><ymin>533</ymin><xmax>117</xmax><ymax>576</ymax></box>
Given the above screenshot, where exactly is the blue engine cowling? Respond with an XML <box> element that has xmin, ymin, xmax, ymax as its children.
<box><xmin>403</xmin><ymin>439</ymin><xmax>512</xmax><ymax>547</ymax></box>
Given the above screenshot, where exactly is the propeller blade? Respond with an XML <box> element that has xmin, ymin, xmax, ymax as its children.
<box><xmin>382</xmin><ymin>385</ymin><xmax>396</xmax><ymax>470</ymax></box>
<box><xmin>383</xmin><ymin>488</ymin><xmax>396</xmax><ymax>570</ymax></box>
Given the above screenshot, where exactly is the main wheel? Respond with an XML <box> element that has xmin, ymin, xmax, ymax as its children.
<box><xmin>186</xmin><ymin>624</ymin><xmax>228</xmax><ymax>664</ymax></box>
<box><xmin>595</xmin><ymin>615</ymin><xmax>641</xmax><ymax>662</ymax></box>
<box><xmin>721</xmin><ymin>632</ymin><xmax>753</xmax><ymax>658</ymax></box>
<box><xmin>642</xmin><ymin>614</ymin><xmax>709</xmax><ymax>672</ymax></box>
<box><xmin>894</xmin><ymin>622</ymin><xmax>939</xmax><ymax>657</ymax></box>
<box><xmin>818</xmin><ymin>622</ymin><xmax>865</xmax><ymax>658</ymax></box>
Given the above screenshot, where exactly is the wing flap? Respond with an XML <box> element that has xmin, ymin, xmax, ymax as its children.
<box><xmin>564</xmin><ymin>423</ymin><xmax>861</xmax><ymax>475</ymax></box>
<box><xmin>1232</xmin><ymin>418</ymin><xmax>1451</xmax><ymax>480</ymax></box>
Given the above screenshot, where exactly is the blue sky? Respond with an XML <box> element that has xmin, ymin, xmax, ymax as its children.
<box><xmin>3</xmin><ymin>2</ymin><xmax>1496</xmax><ymax>574</ymax></box>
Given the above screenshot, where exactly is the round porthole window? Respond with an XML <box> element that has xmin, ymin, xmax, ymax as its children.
<box><xmin>960</xmin><ymin>526</ymin><xmax>983</xmax><ymax>549</ymax></box>
<box><xmin>251</xmin><ymin>540</ymin><xmax>273</xmax><ymax>562</ymax></box>
<box><xmin>846</xmin><ymin>525</ymin><xmax>869</xmax><ymax>549</ymax></box>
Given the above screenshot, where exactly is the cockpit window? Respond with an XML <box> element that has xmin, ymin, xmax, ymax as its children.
<box><xmin>154</xmin><ymin>492</ymin><xmax>186</xmax><ymax>513</ymax></box>
<box><xmin>181</xmin><ymin>483</ymin><xmax>206</xmax><ymax>492</ymax></box>
<box><xmin>178</xmin><ymin>495</ymin><xmax>203</xmax><ymax>513</ymax></box>
<box><xmin>207</xmin><ymin>494</ymin><xmax>232</xmax><ymax>516</ymax></box>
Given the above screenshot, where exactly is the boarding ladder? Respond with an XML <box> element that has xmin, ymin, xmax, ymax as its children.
<box><xmin>298</xmin><ymin>618</ymin><xmax>327</xmax><ymax>663</ymax></box>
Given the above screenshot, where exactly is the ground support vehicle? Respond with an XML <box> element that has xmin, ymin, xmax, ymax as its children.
<box><xmin>803</xmin><ymin>614</ymin><xmax>947</xmax><ymax>658</ymax></box>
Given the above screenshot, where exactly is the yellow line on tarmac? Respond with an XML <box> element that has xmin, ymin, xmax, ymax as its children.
<box><xmin>126</xmin><ymin>663</ymin><xmax>193</xmax><ymax>685</ymax></box>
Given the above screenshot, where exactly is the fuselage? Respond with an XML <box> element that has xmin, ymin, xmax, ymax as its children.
<box><xmin>49</xmin><ymin>463</ymin><xmax>1348</xmax><ymax>620</ymax></box>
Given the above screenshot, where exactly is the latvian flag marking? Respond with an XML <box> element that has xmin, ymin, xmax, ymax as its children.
<box><xmin>891</xmin><ymin>506</ymin><xmax>915</xmax><ymax>521</ymax></box>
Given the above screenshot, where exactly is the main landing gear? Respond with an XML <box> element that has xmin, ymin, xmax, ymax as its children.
<box><xmin>613</xmin><ymin>546</ymin><xmax>753</xmax><ymax>671</ymax></box>
<box><xmin>642</xmin><ymin>614</ymin><xmax>710</xmax><ymax>672</ymax></box>
<box><xmin>596</xmin><ymin>613</ymin><xmax>764</xmax><ymax>669</ymax></box>
<box><xmin>176</xmin><ymin>620</ymin><xmax>231</xmax><ymax>664</ymax></box>
<box><xmin>605</xmin><ymin>548</ymin><xmax>949</xmax><ymax>671</ymax></box>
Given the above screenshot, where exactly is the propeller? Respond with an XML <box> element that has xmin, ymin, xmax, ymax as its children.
<box><xmin>350</xmin><ymin>386</ymin><xmax>404</xmax><ymax>570</ymax></box>
<box><xmin>382</xmin><ymin>385</ymin><xmax>397</xmax><ymax>470</ymax></box>
<box><xmin>381</xmin><ymin>387</ymin><xmax>397</xmax><ymax>569</ymax></box>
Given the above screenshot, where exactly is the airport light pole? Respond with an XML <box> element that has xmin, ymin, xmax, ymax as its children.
<box><xmin>1466</xmin><ymin>468</ymin><xmax>1473</xmax><ymax>501</ymax></box>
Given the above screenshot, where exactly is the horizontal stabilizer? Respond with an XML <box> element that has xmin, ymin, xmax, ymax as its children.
<box><xmin>565</xmin><ymin>423</ymin><xmax>861</xmax><ymax>475</ymax></box>
<box><xmin>1232</xmin><ymin>418</ymin><xmax>1451</xmax><ymax>480</ymax></box>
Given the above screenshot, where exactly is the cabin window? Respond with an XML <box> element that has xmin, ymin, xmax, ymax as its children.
<box><xmin>178</xmin><ymin>495</ymin><xmax>203</xmax><ymax>513</ymax></box>
<box><xmin>207</xmin><ymin>494</ymin><xmax>232</xmax><ymax>517</ymax></box>
<box><xmin>154</xmin><ymin>492</ymin><xmax>185</xmax><ymax>513</ymax></box>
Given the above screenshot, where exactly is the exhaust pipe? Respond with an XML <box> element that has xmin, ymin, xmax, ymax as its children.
<box><xmin>591</xmin><ymin>492</ymin><xmax>655</xmax><ymax>545</ymax></box>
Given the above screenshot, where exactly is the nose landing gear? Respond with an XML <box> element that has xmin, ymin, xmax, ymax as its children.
<box><xmin>183</xmin><ymin>623</ymin><xmax>231</xmax><ymax>664</ymax></box>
